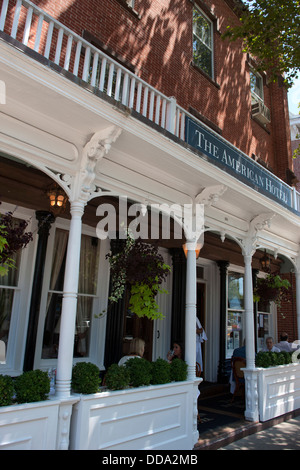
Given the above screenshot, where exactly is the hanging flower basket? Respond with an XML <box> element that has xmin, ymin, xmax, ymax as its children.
<box><xmin>253</xmin><ymin>273</ymin><xmax>291</xmax><ymax>306</ymax></box>
<box><xmin>106</xmin><ymin>234</ymin><xmax>171</xmax><ymax>320</ymax></box>
<box><xmin>0</xmin><ymin>204</ymin><xmax>33</xmax><ymax>276</ymax></box>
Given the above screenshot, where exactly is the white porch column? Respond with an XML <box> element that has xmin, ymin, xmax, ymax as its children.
<box><xmin>295</xmin><ymin>256</ymin><xmax>300</xmax><ymax>340</ymax></box>
<box><xmin>244</xmin><ymin>254</ymin><xmax>256</xmax><ymax>370</ymax></box>
<box><xmin>55</xmin><ymin>200</ymin><xmax>85</xmax><ymax>398</ymax></box>
<box><xmin>185</xmin><ymin>240</ymin><xmax>197</xmax><ymax>380</ymax></box>
<box><xmin>243</xmin><ymin>251</ymin><xmax>259</xmax><ymax>422</ymax></box>
<box><xmin>54</xmin><ymin>126</ymin><xmax>122</xmax><ymax>398</ymax></box>
<box><xmin>240</xmin><ymin>212</ymin><xmax>275</xmax><ymax>422</ymax></box>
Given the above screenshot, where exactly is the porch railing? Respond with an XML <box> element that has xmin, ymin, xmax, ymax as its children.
<box><xmin>1</xmin><ymin>0</ymin><xmax>299</xmax><ymax>214</ymax></box>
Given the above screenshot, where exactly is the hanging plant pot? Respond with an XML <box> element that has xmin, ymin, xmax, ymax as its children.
<box><xmin>253</xmin><ymin>273</ymin><xmax>291</xmax><ymax>306</ymax></box>
<box><xmin>106</xmin><ymin>234</ymin><xmax>171</xmax><ymax>320</ymax></box>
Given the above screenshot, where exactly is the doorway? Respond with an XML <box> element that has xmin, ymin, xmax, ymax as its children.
<box><xmin>122</xmin><ymin>290</ymin><xmax>153</xmax><ymax>361</ymax></box>
<box><xmin>197</xmin><ymin>282</ymin><xmax>206</xmax><ymax>376</ymax></box>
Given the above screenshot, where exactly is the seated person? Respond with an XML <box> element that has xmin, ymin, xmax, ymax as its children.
<box><xmin>262</xmin><ymin>336</ymin><xmax>280</xmax><ymax>352</ymax></box>
<box><xmin>232</xmin><ymin>341</ymin><xmax>246</xmax><ymax>358</ymax></box>
<box><xmin>167</xmin><ymin>341</ymin><xmax>184</xmax><ymax>362</ymax></box>
<box><xmin>230</xmin><ymin>341</ymin><xmax>246</xmax><ymax>394</ymax></box>
<box><xmin>276</xmin><ymin>332</ymin><xmax>294</xmax><ymax>352</ymax></box>
<box><xmin>118</xmin><ymin>337</ymin><xmax>145</xmax><ymax>366</ymax></box>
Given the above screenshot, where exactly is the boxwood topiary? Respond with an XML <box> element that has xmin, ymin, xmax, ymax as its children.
<box><xmin>105</xmin><ymin>364</ymin><xmax>130</xmax><ymax>390</ymax></box>
<box><xmin>255</xmin><ymin>351</ymin><xmax>292</xmax><ymax>368</ymax></box>
<box><xmin>15</xmin><ymin>369</ymin><xmax>50</xmax><ymax>404</ymax></box>
<box><xmin>170</xmin><ymin>358</ymin><xmax>188</xmax><ymax>382</ymax></box>
<box><xmin>0</xmin><ymin>375</ymin><xmax>14</xmax><ymax>406</ymax></box>
<box><xmin>150</xmin><ymin>358</ymin><xmax>170</xmax><ymax>385</ymax></box>
<box><xmin>125</xmin><ymin>357</ymin><xmax>152</xmax><ymax>387</ymax></box>
<box><xmin>72</xmin><ymin>362</ymin><xmax>101</xmax><ymax>394</ymax></box>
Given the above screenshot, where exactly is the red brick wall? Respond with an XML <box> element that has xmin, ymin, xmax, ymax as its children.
<box><xmin>277</xmin><ymin>273</ymin><xmax>299</xmax><ymax>343</ymax></box>
<box><xmin>15</xmin><ymin>0</ymin><xmax>289</xmax><ymax>180</ymax></box>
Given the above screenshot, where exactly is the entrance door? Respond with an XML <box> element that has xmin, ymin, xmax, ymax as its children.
<box><xmin>197</xmin><ymin>282</ymin><xmax>206</xmax><ymax>374</ymax></box>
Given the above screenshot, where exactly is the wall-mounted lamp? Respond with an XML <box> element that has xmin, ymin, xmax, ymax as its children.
<box><xmin>260</xmin><ymin>250</ymin><xmax>271</xmax><ymax>272</ymax></box>
<box><xmin>46</xmin><ymin>183</ymin><xmax>68</xmax><ymax>216</ymax></box>
<box><xmin>182</xmin><ymin>243</ymin><xmax>202</xmax><ymax>259</ymax></box>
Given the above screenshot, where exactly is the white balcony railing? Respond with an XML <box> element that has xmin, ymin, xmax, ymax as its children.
<box><xmin>0</xmin><ymin>0</ymin><xmax>299</xmax><ymax>214</ymax></box>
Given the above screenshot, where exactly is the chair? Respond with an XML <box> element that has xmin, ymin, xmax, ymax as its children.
<box><xmin>0</xmin><ymin>340</ymin><xmax>5</xmax><ymax>363</ymax></box>
<box><xmin>231</xmin><ymin>356</ymin><xmax>246</xmax><ymax>401</ymax></box>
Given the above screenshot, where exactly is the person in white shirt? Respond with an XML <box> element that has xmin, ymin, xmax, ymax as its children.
<box><xmin>118</xmin><ymin>337</ymin><xmax>145</xmax><ymax>366</ymax></box>
<box><xmin>196</xmin><ymin>317</ymin><xmax>207</xmax><ymax>370</ymax></box>
<box><xmin>263</xmin><ymin>336</ymin><xmax>280</xmax><ymax>353</ymax></box>
<box><xmin>276</xmin><ymin>332</ymin><xmax>294</xmax><ymax>352</ymax></box>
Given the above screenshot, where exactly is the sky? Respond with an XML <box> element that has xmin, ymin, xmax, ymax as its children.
<box><xmin>288</xmin><ymin>76</ymin><xmax>300</xmax><ymax>115</ymax></box>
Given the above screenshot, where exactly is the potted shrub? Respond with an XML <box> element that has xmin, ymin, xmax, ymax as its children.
<box><xmin>170</xmin><ymin>358</ymin><xmax>188</xmax><ymax>382</ymax></box>
<box><xmin>72</xmin><ymin>362</ymin><xmax>101</xmax><ymax>394</ymax></box>
<box><xmin>125</xmin><ymin>357</ymin><xmax>152</xmax><ymax>387</ymax></box>
<box><xmin>14</xmin><ymin>369</ymin><xmax>50</xmax><ymax>404</ymax></box>
<box><xmin>0</xmin><ymin>375</ymin><xmax>14</xmax><ymax>406</ymax></box>
<box><xmin>150</xmin><ymin>358</ymin><xmax>170</xmax><ymax>385</ymax></box>
<box><xmin>255</xmin><ymin>351</ymin><xmax>292</xmax><ymax>368</ymax></box>
<box><xmin>106</xmin><ymin>233</ymin><xmax>171</xmax><ymax>320</ymax></box>
<box><xmin>105</xmin><ymin>364</ymin><xmax>130</xmax><ymax>390</ymax></box>
<box><xmin>253</xmin><ymin>273</ymin><xmax>291</xmax><ymax>306</ymax></box>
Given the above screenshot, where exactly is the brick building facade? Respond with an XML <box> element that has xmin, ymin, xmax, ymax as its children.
<box><xmin>0</xmin><ymin>0</ymin><xmax>299</xmax><ymax>449</ymax></box>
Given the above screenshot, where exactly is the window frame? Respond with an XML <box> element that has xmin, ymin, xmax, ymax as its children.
<box><xmin>250</xmin><ymin>68</ymin><xmax>264</xmax><ymax>103</ymax></box>
<box><xmin>192</xmin><ymin>5</ymin><xmax>214</xmax><ymax>79</ymax></box>
<box><xmin>34</xmin><ymin>218</ymin><xmax>110</xmax><ymax>372</ymax></box>
<box><xmin>0</xmin><ymin>203</ymin><xmax>37</xmax><ymax>376</ymax></box>
<box><xmin>226</xmin><ymin>270</ymin><xmax>245</xmax><ymax>359</ymax></box>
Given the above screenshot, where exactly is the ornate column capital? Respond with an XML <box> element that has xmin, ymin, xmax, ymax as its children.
<box><xmin>75</xmin><ymin>125</ymin><xmax>122</xmax><ymax>203</ymax></box>
<box><xmin>240</xmin><ymin>212</ymin><xmax>275</xmax><ymax>258</ymax></box>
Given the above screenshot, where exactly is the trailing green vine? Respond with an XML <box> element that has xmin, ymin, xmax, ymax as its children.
<box><xmin>102</xmin><ymin>233</ymin><xmax>171</xmax><ymax>320</ymax></box>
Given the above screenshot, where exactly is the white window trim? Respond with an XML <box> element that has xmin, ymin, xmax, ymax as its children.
<box><xmin>0</xmin><ymin>203</ymin><xmax>37</xmax><ymax>376</ymax></box>
<box><xmin>250</xmin><ymin>68</ymin><xmax>264</xmax><ymax>103</ymax></box>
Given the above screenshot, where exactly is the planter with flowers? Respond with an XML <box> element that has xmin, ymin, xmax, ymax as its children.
<box><xmin>253</xmin><ymin>273</ymin><xmax>291</xmax><ymax>307</ymax></box>
<box><xmin>106</xmin><ymin>233</ymin><xmax>171</xmax><ymax>320</ymax></box>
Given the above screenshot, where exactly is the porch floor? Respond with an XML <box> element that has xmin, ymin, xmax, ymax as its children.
<box><xmin>194</xmin><ymin>381</ymin><xmax>300</xmax><ymax>450</ymax></box>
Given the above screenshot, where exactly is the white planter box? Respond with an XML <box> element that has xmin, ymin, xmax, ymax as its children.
<box><xmin>257</xmin><ymin>363</ymin><xmax>300</xmax><ymax>422</ymax></box>
<box><xmin>0</xmin><ymin>397</ymin><xmax>77</xmax><ymax>450</ymax></box>
<box><xmin>69</xmin><ymin>380</ymin><xmax>199</xmax><ymax>450</ymax></box>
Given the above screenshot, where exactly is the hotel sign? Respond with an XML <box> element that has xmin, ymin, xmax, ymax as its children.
<box><xmin>185</xmin><ymin>117</ymin><xmax>292</xmax><ymax>209</ymax></box>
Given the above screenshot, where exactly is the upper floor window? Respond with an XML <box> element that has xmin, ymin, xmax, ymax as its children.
<box><xmin>250</xmin><ymin>69</ymin><xmax>264</xmax><ymax>102</ymax></box>
<box><xmin>193</xmin><ymin>7</ymin><xmax>213</xmax><ymax>78</ymax></box>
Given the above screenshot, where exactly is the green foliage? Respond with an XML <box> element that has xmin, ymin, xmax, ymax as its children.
<box><xmin>129</xmin><ymin>282</ymin><xmax>168</xmax><ymax>320</ymax></box>
<box><xmin>0</xmin><ymin>206</ymin><xmax>33</xmax><ymax>277</ymax></box>
<box><xmin>125</xmin><ymin>357</ymin><xmax>152</xmax><ymax>387</ymax></box>
<box><xmin>105</xmin><ymin>233</ymin><xmax>171</xmax><ymax>320</ymax></box>
<box><xmin>72</xmin><ymin>362</ymin><xmax>101</xmax><ymax>394</ymax></box>
<box><xmin>170</xmin><ymin>358</ymin><xmax>188</xmax><ymax>382</ymax></box>
<box><xmin>105</xmin><ymin>364</ymin><xmax>130</xmax><ymax>390</ymax></box>
<box><xmin>255</xmin><ymin>351</ymin><xmax>292</xmax><ymax>368</ymax></box>
<box><xmin>253</xmin><ymin>274</ymin><xmax>291</xmax><ymax>305</ymax></box>
<box><xmin>150</xmin><ymin>358</ymin><xmax>171</xmax><ymax>385</ymax></box>
<box><xmin>0</xmin><ymin>375</ymin><xmax>14</xmax><ymax>406</ymax></box>
<box><xmin>223</xmin><ymin>0</ymin><xmax>300</xmax><ymax>87</ymax></box>
<box><xmin>14</xmin><ymin>370</ymin><xmax>50</xmax><ymax>404</ymax></box>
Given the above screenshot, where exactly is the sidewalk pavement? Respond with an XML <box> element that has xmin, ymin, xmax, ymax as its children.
<box><xmin>218</xmin><ymin>414</ymin><xmax>300</xmax><ymax>450</ymax></box>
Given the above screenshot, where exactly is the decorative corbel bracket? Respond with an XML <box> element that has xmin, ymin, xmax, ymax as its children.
<box><xmin>74</xmin><ymin>125</ymin><xmax>122</xmax><ymax>203</ymax></box>
<box><xmin>195</xmin><ymin>184</ymin><xmax>227</xmax><ymax>207</ymax></box>
<box><xmin>45</xmin><ymin>126</ymin><xmax>122</xmax><ymax>205</ymax></box>
<box><xmin>240</xmin><ymin>212</ymin><xmax>275</xmax><ymax>258</ymax></box>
